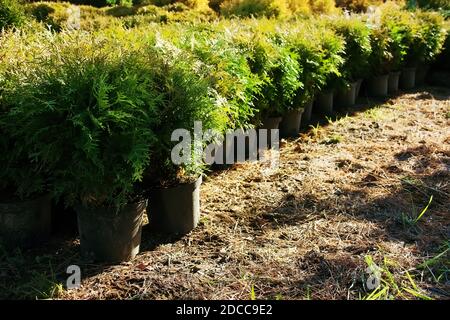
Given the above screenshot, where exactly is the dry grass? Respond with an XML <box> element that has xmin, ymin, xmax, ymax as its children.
<box><xmin>1</xmin><ymin>87</ymin><xmax>449</xmax><ymax>300</ymax></box>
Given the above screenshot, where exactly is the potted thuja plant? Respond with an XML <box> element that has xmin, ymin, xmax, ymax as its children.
<box><xmin>4</xmin><ymin>48</ymin><xmax>160</xmax><ymax>262</ymax></box>
<box><xmin>405</xmin><ymin>12</ymin><xmax>446</xmax><ymax>86</ymax></box>
<box><xmin>313</xmin><ymin>28</ymin><xmax>345</xmax><ymax>115</ymax></box>
<box><xmin>366</xmin><ymin>26</ymin><xmax>392</xmax><ymax>97</ymax></box>
<box><xmin>275</xmin><ymin>49</ymin><xmax>304</xmax><ymax>138</ymax></box>
<box><xmin>247</xmin><ymin>35</ymin><xmax>304</xmax><ymax>138</ymax></box>
<box><xmin>331</xmin><ymin>16</ymin><xmax>372</xmax><ymax>107</ymax></box>
<box><xmin>0</xmin><ymin>59</ymin><xmax>52</xmax><ymax>249</ymax></box>
<box><xmin>381</xmin><ymin>6</ymin><xmax>416</xmax><ymax>93</ymax></box>
<box><xmin>246</xmin><ymin>37</ymin><xmax>290</xmax><ymax>141</ymax></box>
<box><xmin>0</xmin><ymin>120</ymin><xmax>51</xmax><ymax>249</ymax></box>
<box><xmin>144</xmin><ymin>53</ymin><xmax>229</xmax><ymax>235</ymax></box>
<box><xmin>287</xmin><ymin>28</ymin><xmax>324</xmax><ymax>127</ymax></box>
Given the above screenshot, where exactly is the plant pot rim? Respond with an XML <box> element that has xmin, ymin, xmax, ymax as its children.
<box><xmin>76</xmin><ymin>198</ymin><xmax>148</xmax><ymax>213</ymax></box>
<box><xmin>265</xmin><ymin>116</ymin><xmax>283</xmax><ymax>121</ymax></box>
<box><xmin>389</xmin><ymin>71</ymin><xmax>401</xmax><ymax>75</ymax></box>
<box><xmin>319</xmin><ymin>90</ymin><xmax>334</xmax><ymax>95</ymax></box>
<box><xmin>152</xmin><ymin>175</ymin><xmax>203</xmax><ymax>191</ymax></box>
<box><xmin>0</xmin><ymin>192</ymin><xmax>50</xmax><ymax>205</ymax></box>
<box><xmin>403</xmin><ymin>67</ymin><xmax>417</xmax><ymax>71</ymax></box>
<box><xmin>286</xmin><ymin>107</ymin><xmax>305</xmax><ymax>113</ymax></box>
<box><xmin>371</xmin><ymin>74</ymin><xmax>389</xmax><ymax>79</ymax></box>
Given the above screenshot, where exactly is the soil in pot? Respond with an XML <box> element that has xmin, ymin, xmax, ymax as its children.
<box><xmin>148</xmin><ymin>176</ymin><xmax>202</xmax><ymax>235</ymax></box>
<box><xmin>0</xmin><ymin>194</ymin><xmax>51</xmax><ymax>249</ymax></box>
<box><xmin>388</xmin><ymin>71</ymin><xmax>401</xmax><ymax>94</ymax></box>
<box><xmin>77</xmin><ymin>199</ymin><xmax>146</xmax><ymax>263</ymax></box>
<box><xmin>415</xmin><ymin>64</ymin><xmax>430</xmax><ymax>86</ymax></box>
<box><xmin>300</xmin><ymin>98</ymin><xmax>314</xmax><ymax>128</ymax></box>
<box><xmin>279</xmin><ymin>108</ymin><xmax>304</xmax><ymax>138</ymax></box>
<box><xmin>335</xmin><ymin>82</ymin><xmax>358</xmax><ymax>109</ymax></box>
<box><xmin>315</xmin><ymin>91</ymin><xmax>334</xmax><ymax>115</ymax></box>
<box><xmin>368</xmin><ymin>74</ymin><xmax>389</xmax><ymax>97</ymax></box>
<box><xmin>400</xmin><ymin>67</ymin><xmax>416</xmax><ymax>90</ymax></box>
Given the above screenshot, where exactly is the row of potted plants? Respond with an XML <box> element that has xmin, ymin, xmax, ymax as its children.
<box><xmin>0</xmin><ymin>28</ymin><xmax>226</xmax><ymax>261</ymax></box>
<box><xmin>0</xmin><ymin>5</ymin><xmax>447</xmax><ymax>263</ymax></box>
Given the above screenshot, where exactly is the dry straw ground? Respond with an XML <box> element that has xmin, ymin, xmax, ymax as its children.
<box><xmin>1</xmin><ymin>86</ymin><xmax>449</xmax><ymax>300</ymax></box>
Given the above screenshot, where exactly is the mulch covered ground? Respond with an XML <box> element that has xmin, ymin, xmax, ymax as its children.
<box><xmin>1</xmin><ymin>86</ymin><xmax>449</xmax><ymax>300</ymax></box>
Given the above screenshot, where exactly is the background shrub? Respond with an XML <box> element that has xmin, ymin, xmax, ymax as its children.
<box><xmin>218</xmin><ymin>0</ymin><xmax>336</xmax><ymax>17</ymax></box>
<box><xmin>0</xmin><ymin>0</ymin><xmax>27</xmax><ymax>30</ymax></box>
<box><xmin>335</xmin><ymin>0</ymin><xmax>405</xmax><ymax>12</ymax></box>
<box><xmin>220</xmin><ymin>0</ymin><xmax>289</xmax><ymax>18</ymax></box>
<box><xmin>416</xmin><ymin>0</ymin><xmax>450</xmax><ymax>11</ymax></box>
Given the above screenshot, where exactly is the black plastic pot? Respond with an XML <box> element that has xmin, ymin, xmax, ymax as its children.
<box><xmin>400</xmin><ymin>67</ymin><xmax>416</xmax><ymax>90</ymax></box>
<box><xmin>355</xmin><ymin>79</ymin><xmax>363</xmax><ymax>98</ymax></box>
<box><xmin>76</xmin><ymin>200</ymin><xmax>146</xmax><ymax>263</ymax></box>
<box><xmin>368</xmin><ymin>74</ymin><xmax>389</xmax><ymax>97</ymax></box>
<box><xmin>415</xmin><ymin>64</ymin><xmax>429</xmax><ymax>86</ymax></box>
<box><xmin>279</xmin><ymin>108</ymin><xmax>304</xmax><ymax>138</ymax></box>
<box><xmin>0</xmin><ymin>194</ymin><xmax>51</xmax><ymax>249</ymax></box>
<box><xmin>148</xmin><ymin>176</ymin><xmax>202</xmax><ymax>235</ymax></box>
<box><xmin>300</xmin><ymin>98</ymin><xmax>314</xmax><ymax>127</ymax></box>
<box><xmin>388</xmin><ymin>71</ymin><xmax>401</xmax><ymax>94</ymax></box>
<box><xmin>335</xmin><ymin>82</ymin><xmax>358</xmax><ymax>109</ymax></box>
<box><xmin>261</xmin><ymin>116</ymin><xmax>282</xmax><ymax>130</ymax></box>
<box><xmin>315</xmin><ymin>91</ymin><xmax>334</xmax><ymax>115</ymax></box>
<box><xmin>261</xmin><ymin>116</ymin><xmax>282</xmax><ymax>149</ymax></box>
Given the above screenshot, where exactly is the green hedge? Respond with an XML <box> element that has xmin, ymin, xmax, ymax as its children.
<box><xmin>0</xmin><ymin>7</ymin><xmax>447</xmax><ymax>208</ymax></box>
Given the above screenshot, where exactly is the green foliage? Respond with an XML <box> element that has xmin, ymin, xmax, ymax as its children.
<box><xmin>0</xmin><ymin>0</ymin><xmax>27</xmax><ymax>30</ymax></box>
<box><xmin>0</xmin><ymin>29</ymin><xmax>50</xmax><ymax>199</ymax></box>
<box><xmin>232</xmin><ymin>20</ymin><xmax>302</xmax><ymax>118</ymax></box>
<box><xmin>106</xmin><ymin>0</ymin><xmax>133</xmax><ymax>6</ymax></box>
<box><xmin>367</xmin><ymin>21</ymin><xmax>393</xmax><ymax>75</ymax></box>
<box><xmin>0</xmin><ymin>30</ymin><xmax>161</xmax><ymax>207</ymax></box>
<box><xmin>313</xmin><ymin>20</ymin><xmax>346</xmax><ymax>90</ymax></box>
<box><xmin>1</xmin><ymin>5</ymin><xmax>449</xmax><ymax>206</ymax></box>
<box><xmin>218</xmin><ymin>0</ymin><xmax>336</xmax><ymax>18</ymax></box>
<box><xmin>380</xmin><ymin>3</ymin><xmax>446</xmax><ymax>67</ymax></box>
<box><xmin>28</xmin><ymin>0</ymin><xmax>122</xmax><ymax>7</ymax></box>
<box><xmin>164</xmin><ymin>23</ymin><xmax>261</xmax><ymax>128</ymax></box>
<box><xmin>25</xmin><ymin>2</ymin><xmax>122</xmax><ymax>32</ymax></box>
<box><xmin>220</xmin><ymin>0</ymin><xmax>289</xmax><ymax>18</ymax></box>
<box><xmin>335</xmin><ymin>0</ymin><xmax>406</xmax><ymax>12</ymax></box>
<box><xmin>327</xmin><ymin>15</ymin><xmax>372</xmax><ymax>81</ymax></box>
<box><xmin>284</xmin><ymin>22</ymin><xmax>329</xmax><ymax>103</ymax></box>
<box><xmin>417</xmin><ymin>0</ymin><xmax>450</xmax><ymax>11</ymax></box>
<box><xmin>400</xmin><ymin>195</ymin><xmax>433</xmax><ymax>229</ymax></box>
<box><xmin>143</xmin><ymin>32</ymin><xmax>230</xmax><ymax>185</ymax></box>
<box><xmin>414</xmin><ymin>10</ymin><xmax>447</xmax><ymax>63</ymax></box>
<box><xmin>381</xmin><ymin>4</ymin><xmax>416</xmax><ymax>70</ymax></box>
<box><xmin>0</xmin><ymin>27</ymin><xmax>231</xmax><ymax>203</ymax></box>
<box><xmin>363</xmin><ymin>255</ymin><xmax>432</xmax><ymax>300</ymax></box>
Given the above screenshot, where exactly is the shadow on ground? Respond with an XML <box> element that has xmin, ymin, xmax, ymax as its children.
<box><xmin>0</xmin><ymin>86</ymin><xmax>448</xmax><ymax>299</ymax></box>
